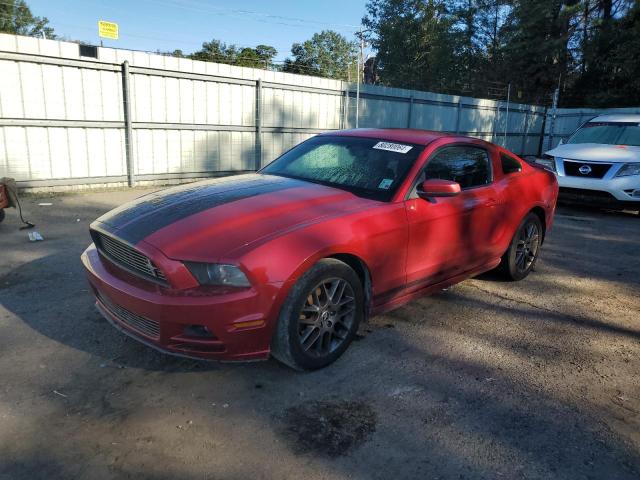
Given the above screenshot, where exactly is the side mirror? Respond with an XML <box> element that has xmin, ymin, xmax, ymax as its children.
<box><xmin>417</xmin><ymin>179</ymin><xmax>461</xmax><ymax>199</ymax></box>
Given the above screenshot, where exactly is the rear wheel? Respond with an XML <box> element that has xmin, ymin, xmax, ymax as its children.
<box><xmin>271</xmin><ymin>258</ymin><xmax>364</xmax><ymax>371</ymax></box>
<box><xmin>498</xmin><ymin>212</ymin><xmax>543</xmax><ymax>281</ymax></box>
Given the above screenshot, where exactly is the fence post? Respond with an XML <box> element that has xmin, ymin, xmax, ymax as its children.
<box><xmin>491</xmin><ymin>101</ymin><xmax>499</xmax><ymax>144</ymax></box>
<box><xmin>503</xmin><ymin>83</ymin><xmax>511</xmax><ymax>147</ymax></box>
<box><xmin>546</xmin><ymin>88</ymin><xmax>559</xmax><ymax>151</ymax></box>
<box><xmin>255</xmin><ymin>79</ymin><xmax>262</xmax><ymax>170</ymax></box>
<box><xmin>343</xmin><ymin>86</ymin><xmax>349</xmax><ymax>129</ymax></box>
<box><xmin>520</xmin><ymin>109</ymin><xmax>529</xmax><ymax>156</ymax></box>
<box><xmin>537</xmin><ymin>107</ymin><xmax>549</xmax><ymax>157</ymax></box>
<box><xmin>121</xmin><ymin>61</ymin><xmax>135</xmax><ymax>187</ymax></box>
<box><xmin>407</xmin><ymin>96</ymin><xmax>414</xmax><ymax>128</ymax></box>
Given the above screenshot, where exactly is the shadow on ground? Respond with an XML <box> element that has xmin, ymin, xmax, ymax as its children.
<box><xmin>0</xmin><ymin>195</ymin><xmax>639</xmax><ymax>479</ymax></box>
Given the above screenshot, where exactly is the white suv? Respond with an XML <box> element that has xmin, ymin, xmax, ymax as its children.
<box><xmin>540</xmin><ymin>114</ymin><xmax>640</xmax><ymax>212</ymax></box>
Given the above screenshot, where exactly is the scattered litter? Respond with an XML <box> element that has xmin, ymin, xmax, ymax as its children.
<box><xmin>389</xmin><ymin>385</ymin><xmax>423</xmax><ymax>398</ymax></box>
<box><xmin>211</xmin><ymin>402</ymin><xmax>216</xmax><ymax>407</ymax></box>
<box><xmin>38</xmin><ymin>202</ymin><xmax>52</xmax><ymax>206</ymax></box>
<box><xmin>100</xmin><ymin>361</ymin><xmax>125</xmax><ymax>369</ymax></box>
<box><xmin>484</xmin><ymin>377</ymin><xmax>495</xmax><ymax>382</ymax></box>
<box><xmin>76</xmin><ymin>218</ymin><xmax>81</xmax><ymax>222</ymax></box>
<box><xmin>53</xmin><ymin>390</ymin><xmax>67</xmax><ymax>398</ymax></box>
<box><xmin>222</xmin><ymin>403</ymin><xmax>229</xmax><ymax>408</ymax></box>
<box><xmin>187</xmin><ymin>420</ymin><xmax>193</xmax><ymax>425</ymax></box>
<box><xmin>28</xmin><ymin>231</ymin><xmax>44</xmax><ymax>242</ymax></box>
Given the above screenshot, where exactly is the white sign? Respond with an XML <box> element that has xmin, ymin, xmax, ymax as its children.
<box><xmin>373</xmin><ymin>141</ymin><xmax>413</xmax><ymax>154</ymax></box>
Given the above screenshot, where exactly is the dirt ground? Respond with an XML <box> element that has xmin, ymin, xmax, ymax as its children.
<box><xmin>0</xmin><ymin>188</ymin><xmax>639</xmax><ymax>480</ymax></box>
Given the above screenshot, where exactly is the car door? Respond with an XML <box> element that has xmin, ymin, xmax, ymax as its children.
<box><xmin>404</xmin><ymin>144</ymin><xmax>500</xmax><ymax>289</ymax></box>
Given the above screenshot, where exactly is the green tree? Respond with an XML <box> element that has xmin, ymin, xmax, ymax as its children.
<box><xmin>0</xmin><ymin>0</ymin><xmax>56</xmax><ymax>38</ymax></box>
<box><xmin>499</xmin><ymin>1</ymin><xmax>583</xmax><ymax>104</ymax></box>
<box><xmin>282</xmin><ymin>30</ymin><xmax>358</xmax><ymax>80</ymax></box>
<box><xmin>363</xmin><ymin>1</ymin><xmax>460</xmax><ymax>91</ymax></box>
<box><xmin>569</xmin><ymin>0</ymin><xmax>640</xmax><ymax>106</ymax></box>
<box><xmin>236</xmin><ymin>44</ymin><xmax>278</xmax><ymax>68</ymax></box>
<box><xmin>188</xmin><ymin>39</ymin><xmax>277</xmax><ymax>69</ymax></box>
<box><xmin>189</xmin><ymin>39</ymin><xmax>238</xmax><ymax>63</ymax></box>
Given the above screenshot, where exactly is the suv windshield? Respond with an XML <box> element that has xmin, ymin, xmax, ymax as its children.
<box><xmin>568</xmin><ymin>122</ymin><xmax>640</xmax><ymax>146</ymax></box>
<box><xmin>262</xmin><ymin>135</ymin><xmax>423</xmax><ymax>201</ymax></box>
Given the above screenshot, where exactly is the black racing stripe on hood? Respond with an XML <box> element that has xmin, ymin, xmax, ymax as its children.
<box><xmin>95</xmin><ymin>174</ymin><xmax>304</xmax><ymax>244</ymax></box>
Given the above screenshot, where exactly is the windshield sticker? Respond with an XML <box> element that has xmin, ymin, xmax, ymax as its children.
<box><xmin>373</xmin><ymin>142</ymin><xmax>413</xmax><ymax>154</ymax></box>
<box><xmin>378</xmin><ymin>178</ymin><xmax>394</xmax><ymax>190</ymax></box>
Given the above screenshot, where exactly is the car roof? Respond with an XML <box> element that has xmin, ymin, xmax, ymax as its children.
<box><xmin>589</xmin><ymin>114</ymin><xmax>640</xmax><ymax>123</ymax></box>
<box><xmin>323</xmin><ymin>128</ymin><xmax>457</xmax><ymax>146</ymax></box>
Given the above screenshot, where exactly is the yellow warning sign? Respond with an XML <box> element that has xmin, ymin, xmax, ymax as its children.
<box><xmin>98</xmin><ymin>21</ymin><xmax>119</xmax><ymax>40</ymax></box>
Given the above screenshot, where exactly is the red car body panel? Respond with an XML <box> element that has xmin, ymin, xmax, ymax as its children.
<box><xmin>82</xmin><ymin>129</ymin><xmax>558</xmax><ymax>361</ymax></box>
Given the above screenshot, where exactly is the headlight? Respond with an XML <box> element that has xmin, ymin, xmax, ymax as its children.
<box><xmin>185</xmin><ymin>262</ymin><xmax>251</xmax><ymax>287</ymax></box>
<box><xmin>535</xmin><ymin>154</ymin><xmax>556</xmax><ymax>172</ymax></box>
<box><xmin>615</xmin><ymin>163</ymin><xmax>640</xmax><ymax>177</ymax></box>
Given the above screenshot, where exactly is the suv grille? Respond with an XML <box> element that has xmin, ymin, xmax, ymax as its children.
<box><xmin>96</xmin><ymin>291</ymin><xmax>160</xmax><ymax>339</ymax></box>
<box><xmin>563</xmin><ymin>159</ymin><xmax>612</xmax><ymax>179</ymax></box>
<box><xmin>92</xmin><ymin>230</ymin><xmax>167</xmax><ymax>284</ymax></box>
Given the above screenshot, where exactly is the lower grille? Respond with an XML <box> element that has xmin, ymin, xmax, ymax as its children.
<box><xmin>96</xmin><ymin>292</ymin><xmax>160</xmax><ymax>339</ymax></box>
<box><xmin>92</xmin><ymin>230</ymin><xmax>167</xmax><ymax>284</ymax></box>
<box><xmin>563</xmin><ymin>159</ymin><xmax>612</xmax><ymax>179</ymax></box>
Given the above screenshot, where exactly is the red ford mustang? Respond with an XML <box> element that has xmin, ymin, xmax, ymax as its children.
<box><xmin>82</xmin><ymin>129</ymin><xmax>558</xmax><ymax>370</ymax></box>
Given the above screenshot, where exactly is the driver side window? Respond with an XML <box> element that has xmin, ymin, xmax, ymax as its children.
<box><xmin>420</xmin><ymin>146</ymin><xmax>492</xmax><ymax>190</ymax></box>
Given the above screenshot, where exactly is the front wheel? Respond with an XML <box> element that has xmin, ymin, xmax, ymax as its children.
<box><xmin>271</xmin><ymin>258</ymin><xmax>364</xmax><ymax>371</ymax></box>
<box><xmin>498</xmin><ymin>212</ymin><xmax>543</xmax><ymax>281</ymax></box>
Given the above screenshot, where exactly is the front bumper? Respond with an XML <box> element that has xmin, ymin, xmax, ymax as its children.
<box><xmin>82</xmin><ymin>244</ymin><xmax>281</xmax><ymax>361</ymax></box>
<box><xmin>555</xmin><ymin>163</ymin><xmax>640</xmax><ymax>209</ymax></box>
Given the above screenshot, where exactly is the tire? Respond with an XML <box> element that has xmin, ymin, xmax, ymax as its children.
<box><xmin>498</xmin><ymin>212</ymin><xmax>543</xmax><ymax>281</ymax></box>
<box><xmin>0</xmin><ymin>209</ymin><xmax>5</xmax><ymax>223</ymax></box>
<box><xmin>271</xmin><ymin>258</ymin><xmax>364</xmax><ymax>371</ymax></box>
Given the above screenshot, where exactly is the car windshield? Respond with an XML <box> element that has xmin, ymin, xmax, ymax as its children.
<box><xmin>568</xmin><ymin>122</ymin><xmax>640</xmax><ymax>146</ymax></box>
<box><xmin>261</xmin><ymin>135</ymin><xmax>423</xmax><ymax>201</ymax></box>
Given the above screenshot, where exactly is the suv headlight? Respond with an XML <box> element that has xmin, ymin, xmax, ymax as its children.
<box><xmin>185</xmin><ymin>262</ymin><xmax>251</xmax><ymax>287</ymax></box>
<box><xmin>535</xmin><ymin>154</ymin><xmax>556</xmax><ymax>172</ymax></box>
<box><xmin>615</xmin><ymin>163</ymin><xmax>640</xmax><ymax>177</ymax></box>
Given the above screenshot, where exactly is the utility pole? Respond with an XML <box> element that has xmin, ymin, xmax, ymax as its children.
<box><xmin>503</xmin><ymin>83</ymin><xmax>511</xmax><ymax>147</ymax></box>
<box><xmin>547</xmin><ymin>87</ymin><xmax>559</xmax><ymax>151</ymax></box>
<box><xmin>355</xmin><ymin>28</ymin><xmax>364</xmax><ymax>129</ymax></box>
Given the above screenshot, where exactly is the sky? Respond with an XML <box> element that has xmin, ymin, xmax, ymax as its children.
<box><xmin>27</xmin><ymin>0</ymin><xmax>369</xmax><ymax>62</ymax></box>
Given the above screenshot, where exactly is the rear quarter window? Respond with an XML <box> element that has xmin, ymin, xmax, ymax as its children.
<box><xmin>500</xmin><ymin>153</ymin><xmax>522</xmax><ymax>175</ymax></box>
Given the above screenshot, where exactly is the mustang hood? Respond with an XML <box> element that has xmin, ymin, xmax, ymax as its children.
<box><xmin>546</xmin><ymin>143</ymin><xmax>640</xmax><ymax>163</ymax></box>
<box><xmin>93</xmin><ymin>174</ymin><xmax>375</xmax><ymax>262</ymax></box>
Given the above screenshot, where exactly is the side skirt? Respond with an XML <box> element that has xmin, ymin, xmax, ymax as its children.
<box><xmin>371</xmin><ymin>258</ymin><xmax>501</xmax><ymax>316</ymax></box>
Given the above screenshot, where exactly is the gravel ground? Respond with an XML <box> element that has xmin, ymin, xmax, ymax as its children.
<box><xmin>0</xmin><ymin>188</ymin><xmax>639</xmax><ymax>480</ymax></box>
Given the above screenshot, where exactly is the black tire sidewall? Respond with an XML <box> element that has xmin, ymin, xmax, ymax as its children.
<box><xmin>275</xmin><ymin>259</ymin><xmax>364</xmax><ymax>370</ymax></box>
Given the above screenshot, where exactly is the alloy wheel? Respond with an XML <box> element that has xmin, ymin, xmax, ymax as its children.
<box><xmin>297</xmin><ymin>278</ymin><xmax>356</xmax><ymax>357</ymax></box>
<box><xmin>515</xmin><ymin>221</ymin><xmax>540</xmax><ymax>272</ymax></box>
